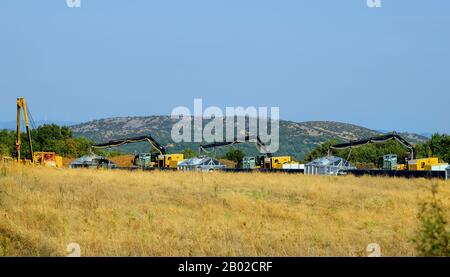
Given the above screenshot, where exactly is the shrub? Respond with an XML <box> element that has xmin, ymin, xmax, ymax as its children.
<box><xmin>412</xmin><ymin>184</ymin><xmax>450</xmax><ymax>257</ymax></box>
<box><xmin>224</xmin><ymin>149</ymin><xmax>245</xmax><ymax>163</ymax></box>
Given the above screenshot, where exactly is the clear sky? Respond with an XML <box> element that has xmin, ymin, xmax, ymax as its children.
<box><xmin>0</xmin><ymin>0</ymin><xmax>449</xmax><ymax>134</ymax></box>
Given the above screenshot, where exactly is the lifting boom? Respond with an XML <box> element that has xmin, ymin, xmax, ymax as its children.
<box><xmin>328</xmin><ymin>132</ymin><xmax>415</xmax><ymax>160</ymax></box>
<box><xmin>91</xmin><ymin>135</ymin><xmax>167</xmax><ymax>155</ymax></box>
<box><xmin>90</xmin><ymin>134</ymin><xmax>184</xmax><ymax>169</ymax></box>
<box><xmin>199</xmin><ymin>134</ymin><xmax>272</xmax><ymax>157</ymax></box>
<box><xmin>16</xmin><ymin>97</ymin><xmax>34</xmax><ymax>163</ymax></box>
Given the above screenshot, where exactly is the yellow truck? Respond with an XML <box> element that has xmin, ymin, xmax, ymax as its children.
<box><xmin>33</xmin><ymin>152</ymin><xmax>63</xmax><ymax>168</ymax></box>
<box><xmin>264</xmin><ymin>156</ymin><xmax>293</xmax><ymax>169</ymax></box>
<box><xmin>157</xmin><ymin>153</ymin><xmax>185</xmax><ymax>168</ymax></box>
<box><xmin>407</xmin><ymin>157</ymin><xmax>448</xmax><ymax>171</ymax></box>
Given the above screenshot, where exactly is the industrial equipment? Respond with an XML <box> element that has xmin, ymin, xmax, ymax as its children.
<box><xmin>90</xmin><ymin>135</ymin><xmax>184</xmax><ymax>169</ymax></box>
<box><xmin>15</xmin><ymin>97</ymin><xmax>63</xmax><ymax>167</ymax></box>
<box><xmin>241</xmin><ymin>156</ymin><xmax>262</xmax><ymax>169</ymax></box>
<box><xmin>199</xmin><ymin>134</ymin><xmax>272</xmax><ymax>169</ymax></box>
<box><xmin>264</xmin><ymin>156</ymin><xmax>293</xmax><ymax>169</ymax></box>
<box><xmin>305</xmin><ymin>156</ymin><xmax>355</xmax><ymax>176</ymax></box>
<box><xmin>382</xmin><ymin>154</ymin><xmax>398</xmax><ymax>170</ymax></box>
<box><xmin>328</xmin><ymin>133</ymin><xmax>445</xmax><ymax>171</ymax></box>
<box><xmin>34</xmin><ymin>152</ymin><xmax>63</xmax><ymax>168</ymax></box>
<box><xmin>133</xmin><ymin>153</ymin><xmax>152</xmax><ymax>167</ymax></box>
<box><xmin>199</xmin><ymin>135</ymin><xmax>297</xmax><ymax>170</ymax></box>
<box><xmin>69</xmin><ymin>154</ymin><xmax>116</xmax><ymax>169</ymax></box>
<box><xmin>408</xmin><ymin>157</ymin><xmax>448</xmax><ymax>171</ymax></box>
<box><xmin>329</xmin><ymin>132</ymin><xmax>415</xmax><ymax>161</ymax></box>
<box><xmin>16</xmin><ymin>97</ymin><xmax>34</xmax><ymax>163</ymax></box>
<box><xmin>177</xmin><ymin>157</ymin><xmax>226</xmax><ymax>172</ymax></box>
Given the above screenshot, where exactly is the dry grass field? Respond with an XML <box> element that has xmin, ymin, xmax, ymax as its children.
<box><xmin>0</xmin><ymin>163</ymin><xmax>448</xmax><ymax>257</ymax></box>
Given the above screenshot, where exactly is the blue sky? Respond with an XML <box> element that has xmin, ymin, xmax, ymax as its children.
<box><xmin>0</xmin><ymin>0</ymin><xmax>449</xmax><ymax>134</ymax></box>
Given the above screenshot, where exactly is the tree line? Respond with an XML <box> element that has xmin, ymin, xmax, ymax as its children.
<box><xmin>2</xmin><ymin>123</ymin><xmax>449</xmax><ymax>166</ymax></box>
<box><xmin>0</xmin><ymin>124</ymin><xmax>92</xmax><ymax>159</ymax></box>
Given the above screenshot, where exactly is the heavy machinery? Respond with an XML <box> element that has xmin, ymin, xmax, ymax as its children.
<box><xmin>199</xmin><ymin>135</ymin><xmax>296</xmax><ymax>169</ymax></box>
<box><xmin>407</xmin><ymin>157</ymin><xmax>448</xmax><ymax>171</ymax></box>
<box><xmin>33</xmin><ymin>152</ymin><xmax>63</xmax><ymax>168</ymax></box>
<box><xmin>328</xmin><ymin>132</ymin><xmax>445</xmax><ymax>171</ymax></box>
<box><xmin>15</xmin><ymin>97</ymin><xmax>63</xmax><ymax>167</ymax></box>
<box><xmin>199</xmin><ymin>134</ymin><xmax>272</xmax><ymax>169</ymax></box>
<box><xmin>90</xmin><ymin>135</ymin><xmax>184</xmax><ymax>169</ymax></box>
<box><xmin>16</xmin><ymin>98</ymin><xmax>33</xmax><ymax>164</ymax></box>
<box><xmin>263</xmin><ymin>156</ymin><xmax>293</xmax><ymax>169</ymax></box>
<box><xmin>328</xmin><ymin>132</ymin><xmax>415</xmax><ymax>161</ymax></box>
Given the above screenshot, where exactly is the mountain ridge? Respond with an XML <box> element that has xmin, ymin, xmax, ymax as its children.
<box><xmin>69</xmin><ymin>116</ymin><xmax>429</xmax><ymax>160</ymax></box>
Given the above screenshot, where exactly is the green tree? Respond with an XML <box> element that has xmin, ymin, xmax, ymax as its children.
<box><xmin>415</xmin><ymin>142</ymin><xmax>432</xmax><ymax>159</ymax></box>
<box><xmin>0</xmin><ymin>130</ymin><xmax>15</xmax><ymax>156</ymax></box>
<box><xmin>428</xmin><ymin>134</ymin><xmax>450</xmax><ymax>163</ymax></box>
<box><xmin>73</xmin><ymin>137</ymin><xmax>94</xmax><ymax>157</ymax></box>
<box><xmin>304</xmin><ymin>140</ymin><xmax>337</xmax><ymax>162</ymax></box>
<box><xmin>224</xmin><ymin>149</ymin><xmax>245</xmax><ymax>163</ymax></box>
<box><xmin>413</xmin><ymin>134</ymin><xmax>450</xmax><ymax>163</ymax></box>
<box><xmin>0</xmin><ymin>125</ymin><xmax>94</xmax><ymax>159</ymax></box>
<box><xmin>33</xmin><ymin>124</ymin><xmax>72</xmax><ymax>152</ymax></box>
<box><xmin>182</xmin><ymin>148</ymin><xmax>197</xmax><ymax>159</ymax></box>
<box><xmin>0</xmin><ymin>144</ymin><xmax>9</xmax><ymax>156</ymax></box>
<box><xmin>412</xmin><ymin>184</ymin><xmax>450</xmax><ymax>257</ymax></box>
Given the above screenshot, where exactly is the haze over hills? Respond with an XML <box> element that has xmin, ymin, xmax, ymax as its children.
<box><xmin>69</xmin><ymin>116</ymin><xmax>429</xmax><ymax>160</ymax></box>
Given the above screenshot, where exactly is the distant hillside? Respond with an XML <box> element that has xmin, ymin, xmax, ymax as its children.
<box><xmin>70</xmin><ymin>116</ymin><xmax>429</xmax><ymax>160</ymax></box>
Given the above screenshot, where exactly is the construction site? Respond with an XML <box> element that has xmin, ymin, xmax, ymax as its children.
<box><xmin>1</xmin><ymin>97</ymin><xmax>449</xmax><ymax>257</ymax></box>
<box><xmin>4</xmin><ymin>98</ymin><xmax>450</xmax><ymax>180</ymax></box>
<box><xmin>1</xmin><ymin>1</ymin><xmax>450</xmax><ymax>263</ymax></box>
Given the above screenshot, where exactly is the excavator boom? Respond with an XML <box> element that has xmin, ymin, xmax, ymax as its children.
<box><xmin>329</xmin><ymin>133</ymin><xmax>415</xmax><ymax>160</ymax></box>
<box><xmin>199</xmin><ymin>134</ymin><xmax>272</xmax><ymax>157</ymax></box>
<box><xmin>91</xmin><ymin>135</ymin><xmax>167</xmax><ymax>155</ymax></box>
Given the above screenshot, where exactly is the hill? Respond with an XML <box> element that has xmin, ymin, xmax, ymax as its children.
<box><xmin>70</xmin><ymin>116</ymin><xmax>429</xmax><ymax>160</ymax></box>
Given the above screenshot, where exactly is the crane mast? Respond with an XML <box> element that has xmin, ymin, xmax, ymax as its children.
<box><xmin>16</xmin><ymin>97</ymin><xmax>34</xmax><ymax>163</ymax></box>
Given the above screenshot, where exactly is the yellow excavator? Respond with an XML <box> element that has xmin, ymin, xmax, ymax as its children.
<box><xmin>16</xmin><ymin>97</ymin><xmax>63</xmax><ymax>167</ymax></box>
<box><xmin>199</xmin><ymin>134</ymin><xmax>295</xmax><ymax>169</ymax></box>
<box><xmin>90</xmin><ymin>135</ymin><xmax>184</xmax><ymax>169</ymax></box>
<box><xmin>328</xmin><ymin>132</ymin><xmax>446</xmax><ymax>171</ymax></box>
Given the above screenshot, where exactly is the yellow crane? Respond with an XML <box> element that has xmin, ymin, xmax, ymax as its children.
<box><xmin>16</xmin><ymin>97</ymin><xmax>34</xmax><ymax>164</ymax></box>
<box><xmin>15</xmin><ymin>97</ymin><xmax>63</xmax><ymax>167</ymax></box>
<box><xmin>91</xmin><ymin>135</ymin><xmax>184</xmax><ymax>169</ymax></box>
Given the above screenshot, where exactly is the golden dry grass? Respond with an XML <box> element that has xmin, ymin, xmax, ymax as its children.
<box><xmin>0</xmin><ymin>164</ymin><xmax>448</xmax><ymax>257</ymax></box>
<box><xmin>109</xmin><ymin>155</ymin><xmax>135</xmax><ymax>167</ymax></box>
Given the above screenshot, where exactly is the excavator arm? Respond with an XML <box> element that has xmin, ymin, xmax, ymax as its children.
<box><xmin>199</xmin><ymin>134</ymin><xmax>272</xmax><ymax>157</ymax></box>
<box><xmin>91</xmin><ymin>135</ymin><xmax>167</xmax><ymax>155</ymax></box>
<box><xmin>328</xmin><ymin>133</ymin><xmax>415</xmax><ymax>160</ymax></box>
